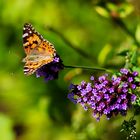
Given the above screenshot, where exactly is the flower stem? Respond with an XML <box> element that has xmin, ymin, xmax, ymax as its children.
<box><xmin>64</xmin><ymin>65</ymin><xmax>112</xmax><ymax>73</ymax></box>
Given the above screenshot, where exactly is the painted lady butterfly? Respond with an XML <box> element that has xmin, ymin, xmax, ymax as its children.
<box><xmin>22</xmin><ymin>23</ymin><xmax>56</xmax><ymax>75</ymax></box>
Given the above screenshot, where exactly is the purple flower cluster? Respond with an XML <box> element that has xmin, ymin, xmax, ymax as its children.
<box><xmin>36</xmin><ymin>54</ymin><xmax>64</xmax><ymax>82</ymax></box>
<box><xmin>68</xmin><ymin>68</ymin><xmax>139</xmax><ymax>121</ymax></box>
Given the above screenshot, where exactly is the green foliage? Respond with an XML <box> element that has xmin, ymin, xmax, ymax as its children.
<box><xmin>121</xmin><ymin>118</ymin><xmax>136</xmax><ymax>140</ymax></box>
<box><xmin>0</xmin><ymin>0</ymin><xmax>140</xmax><ymax>140</ymax></box>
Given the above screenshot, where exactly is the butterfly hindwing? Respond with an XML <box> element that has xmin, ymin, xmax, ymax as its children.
<box><xmin>22</xmin><ymin>23</ymin><xmax>56</xmax><ymax>75</ymax></box>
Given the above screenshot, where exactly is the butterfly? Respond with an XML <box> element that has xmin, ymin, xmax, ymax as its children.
<box><xmin>22</xmin><ymin>23</ymin><xmax>56</xmax><ymax>75</ymax></box>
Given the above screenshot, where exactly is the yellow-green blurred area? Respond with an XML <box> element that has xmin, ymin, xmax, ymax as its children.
<box><xmin>1</xmin><ymin>0</ymin><xmax>140</xmax><ymax>140</ymax></box>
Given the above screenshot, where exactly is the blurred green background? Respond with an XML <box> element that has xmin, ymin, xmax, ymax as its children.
<box><xmin>0</xmin><ymin>0</ymin><xmax>140</xmax><ymax>140</ymax></box>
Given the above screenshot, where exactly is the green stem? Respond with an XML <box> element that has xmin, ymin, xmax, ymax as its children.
<box><xmin>64</xmin><ymin>65</ymin><xmax>112</xmax><ymax>73</ymax></box>
<box><xmin>112</xmin><ymin>17</ymin><xmax>140</xmax><ymax>47</ymax></box>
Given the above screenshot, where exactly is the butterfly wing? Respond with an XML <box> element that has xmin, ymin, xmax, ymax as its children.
<box><xmin>23</xmin><ymin>23</ymin><xmax>42</xmax><ymax>54</ymax></box>
<box><xmin>22</xmin><ymin>23</ymin><xmax>56</xmax><ymax>75</ymax></box>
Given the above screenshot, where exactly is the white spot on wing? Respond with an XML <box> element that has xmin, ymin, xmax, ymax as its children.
<box><xmin>23</xmin><ymin>33</ymin><xmax>28</xmax><ymax>38</ymax></box>
<box><xmin>24</xmin><ymin>69</ymin><xmax>29</xmax><ymax>72</ymax></box>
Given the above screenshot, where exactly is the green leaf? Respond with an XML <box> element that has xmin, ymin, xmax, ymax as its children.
<box><xmin>0</xmin><ymin>114</ymin><xmax>15</xmax><ymax>140</ymax></box>
<box><xmin>135</xmin><ymin>24</ymin><xmax>140</xmax><ymax>43</ymax></box>
<box><xmin>95</xmin><ymin>6</ymin><xmax>110</xmax><ymax>18</ymax></box>
<box><xmin>98</xmin><ymin>44</ymin><xmax>112</xmax><ymax>66</ymax></box>
<box><xmin>117</xmin><ymin>49</ymin><xmax>129</xmax><ymax>56</ymax></box>
<box><xmin>130</xmin><ymin>50</ymin><xmax>137</xmax><ymax>65</ymax></box>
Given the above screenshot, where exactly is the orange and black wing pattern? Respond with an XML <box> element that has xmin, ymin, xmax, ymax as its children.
<box><xmin>22</xmin><ymin>23</ymin><xmax>56</xmax><ymax>75</ymax></box>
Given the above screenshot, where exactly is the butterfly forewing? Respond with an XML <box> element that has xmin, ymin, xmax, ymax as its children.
<box><xmin>23</xmin><ymin>23</ymin><xmax>42</xmax><ymax>54</ymax></box>
<box><xmin>22</xmin><ymin>23</ymin><xmax>56</xmax><ymax>75</ymax></box>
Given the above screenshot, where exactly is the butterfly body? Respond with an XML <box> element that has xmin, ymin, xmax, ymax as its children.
<box><xmin>22</xmin><ymin>23</ymin><xmax>56</xmax><ymax>75</ymax></box>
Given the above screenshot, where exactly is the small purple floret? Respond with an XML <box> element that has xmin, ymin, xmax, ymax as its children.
<box><xmin>132</xmin><ymin>71</ymin><xmax>138</xmax><ymax>77</ymax></box>
<box><xmin>120</xmin><ymin>68</ymin><xmax>129</xmax><ymax>75</ymax></box>
<box><xmin>35</xmin><ymin>54</ymin><xmax>64</xmax><ymax>82</ymax></box>
<box><xmin>90</xmin><ymin>76</ymin><xmax>94</xmax><ymax>81</ymax></box>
